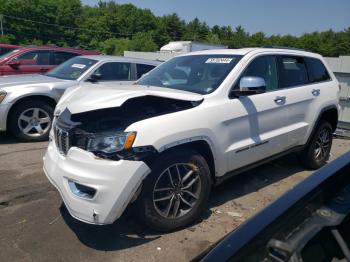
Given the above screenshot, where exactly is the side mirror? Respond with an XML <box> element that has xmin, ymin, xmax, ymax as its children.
<box><xmin>87</xmin><ymin>73</ymin><xmax>102</xmax><ymax>83</ymax></box>
<box><xmin>231</xmin><ymin>76</ymin><xmax>266</xmax><ymax>97</ymax></box>
<box><xmin>8</xmin><ymin>60</ymin><xmax>21</xmax><ymax>68</ymax></box>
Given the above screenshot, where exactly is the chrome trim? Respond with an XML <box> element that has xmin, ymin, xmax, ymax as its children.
<box><xmin>54</xmin><ymin>125</ymin><xmax>70</xmax><ymax>155</ymax></box>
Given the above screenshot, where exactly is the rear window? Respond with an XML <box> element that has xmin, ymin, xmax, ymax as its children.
<box><xmin>305</xmin><ymin>57</ymin><xmax>331</xmax><ymax>83</ymax></box>
<box><xmin>136</xmin><ymin>64</ymin><xmax>156</xmax><ymax>79</ymax></box>
<box><xmin>278</xmin><ymin>56</ymin><xmax>309</xmax><ymax>88</ymax></box>
<box><xmin>53</xmin><ymin>51</ymin><xmax>79</xmax><ymax>65</ymax></box>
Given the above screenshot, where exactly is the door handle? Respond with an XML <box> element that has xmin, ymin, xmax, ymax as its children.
<box><xmin>312</xmin><ymin>89</ymin><xmax>320</xmax><ymax>96</ymax></box>
<box><xmin>274</xmin><ymin>96</ymin><xmax>286</xmax><ymax>105</ymax></box>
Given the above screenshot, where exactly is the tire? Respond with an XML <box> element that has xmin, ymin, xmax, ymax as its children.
<box><xmin>136</xmin><ymin>149</ymin><xmax>212</xmax><ymax>232</ymax></box>
<box><xmin>8</xmin><ymin>100</ymin><xmax>54</xmax><ymax>142</ymax></box>
<box><xmin>298</xmin><ymin>121</ymin><xmax>333</xmax><ymax>170</ymax></box>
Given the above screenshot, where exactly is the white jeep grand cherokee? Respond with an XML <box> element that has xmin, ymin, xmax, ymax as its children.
<box><xmin>43</xmin><ymin>48</ymin><xmax>340</xmax><ymax>231</ymax></box>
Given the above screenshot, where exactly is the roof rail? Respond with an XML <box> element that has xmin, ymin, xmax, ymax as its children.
<box><xmin>261</xmin><ymin>45</ymin><xmax>306</xmax><ymax>52</ymax></box>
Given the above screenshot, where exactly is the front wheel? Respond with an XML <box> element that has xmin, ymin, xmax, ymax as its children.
<box><xmin>8</xmin><ymin>100</ymin><xmax>54</xmax><ymax>142</ymax></box>
<box><xmin>136</xmin><ymin>149</ymin><xmax>212</xmax><ymax>232</ymax></box>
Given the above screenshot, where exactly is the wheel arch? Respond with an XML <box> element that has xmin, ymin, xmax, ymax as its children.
<box><xmin>157</xmin><ymin>139</ymin><xmax>217</xmax><ymax>183</ymax></box>
<box><xmin>6</xmin><ymin>95</ymin><xmax>57</xmax><ymax>129</ymax></box>
<box><xmin>318</xmin><ymin>106</ymin><xmax>338</xmax><ymax>132</ymax></box>
<box><xmin>313</xmin><ymin>105</ymin><xmax>338</xmax><ymax>133</ymax></box>
<box><xmin>306</xmin><ymin>105</ymin><xmax>338</xmax><ymax>146</ymax></box>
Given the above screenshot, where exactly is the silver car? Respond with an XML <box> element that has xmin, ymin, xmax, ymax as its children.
<box><xmin>0</xmin><ymin>55</ymin><xmax>161</xmax><ymax>141</ymax></box>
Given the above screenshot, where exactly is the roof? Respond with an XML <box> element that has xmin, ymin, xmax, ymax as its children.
<box><xmin>183</xmin><ymin>48</ymin><xmax>257</xmax><ymax>56</ymax></box>
<box><xmin>14</xmin><ymin>46</ymin><xmax>100</xmax><ymax>55</ymax></box>
<box><xmin>182</xmin><ymin>47</ymin><xmax>322</xmax><ymax>58</ymax></box>
<box><xmin>0</xmin><ymin>44</ymin><xmax>21</xmax><ymax>49</ymax></box>
<box><xmin>81</xmin><ymin>55</ymin><xmax>162</xmax><ymax>65</ymax></box>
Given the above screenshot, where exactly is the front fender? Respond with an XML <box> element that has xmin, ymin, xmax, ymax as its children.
<box><xmin>126</xmin><ymin>109</ymin><xmax>226</xmax><ymax>176</ymax></box>
<box><xmin>2</xmin><ymin>91</ymin><xmax>59</xmax><ymax>131</ymax></box>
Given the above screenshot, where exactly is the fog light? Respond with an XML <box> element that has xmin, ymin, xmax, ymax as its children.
<box><xmin>68</xmin><ymin>180</ymin><xmax>96</xmax><ymax>199</ymax></box>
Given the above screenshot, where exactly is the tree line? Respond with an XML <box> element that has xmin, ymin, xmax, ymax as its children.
<box><xmin>0</xmin><ymin>0</ymin><xmax>349</xmax><ymax>57</ymax></box>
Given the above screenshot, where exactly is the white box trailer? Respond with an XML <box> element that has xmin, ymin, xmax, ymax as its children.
<box><xmin>325</xmin><ymin>56</ymin><xmax>350</xmax><ymax>128</ymax></box>
<box><xmin>160</xmin><ymin>41</ymin><xmax>227</xmax><ymax>53</ymax></box>
<box><xmin>325</xmin><ymin>56</ymin><xmax>350</xmax><ymax>137</ymax></box>
<box><xmin>124</xmin><ymin>41</ymin><xmax>227</xmax><ymax>62</ymax></box>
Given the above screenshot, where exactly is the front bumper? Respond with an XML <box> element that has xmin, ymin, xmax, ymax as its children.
<box><xmin>0</xmin><ymin>103</ymin><xmax>11</xmax><ymax>131</ymax></box>
<box><xmin>43</xmin><ymin>141</ymin><xmax>151</xmax><ymax>224</ymax></box>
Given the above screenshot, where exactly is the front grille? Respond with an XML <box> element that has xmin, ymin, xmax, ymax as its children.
<box><xmin>54</xmin><ymin>125</ymin><xmax>70</xmax><ymax>155</ymax></box>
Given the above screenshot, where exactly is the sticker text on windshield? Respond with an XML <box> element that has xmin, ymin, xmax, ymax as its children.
<box><xmin>71</xmin><ymin>64</ymin><xmax>86</xmax><ymax>69</ymax></box>
<box><xmin>205</xmin><ymin>58</ymin><xmax>233</xmax><ymax>64</ymax></box>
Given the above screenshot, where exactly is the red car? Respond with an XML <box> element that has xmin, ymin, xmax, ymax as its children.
<box><xmin>0</xmin><ymin>44</ymin><xmax>22</xmax><ymax>56</ymax></box>
<box><xmin>0</xmin><ymin>46</ymin><xmax>100</xmax><ymax>76</ymax></box>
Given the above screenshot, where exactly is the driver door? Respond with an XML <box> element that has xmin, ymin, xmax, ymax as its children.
<box><xmin>8</xmin><ymin>50</ymin><xmax>53</xmax><ymax>75</ymax></box>
<box><xmin>224</xmin><ymin>55</ymin><xmax>291</xmax><ymax>171</ymax></box>
<box><xmin>90</xmin><ymin>62</ymin><xmax>135</xmax><ymax>84</ymax></box>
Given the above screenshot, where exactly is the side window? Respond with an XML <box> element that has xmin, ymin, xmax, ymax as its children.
<box><xmin>94</xmin><ymin>62</ymin><xmax>131</xmax><ymax>81</ymax></box>
<box><xmin>305</xmin><ymin>57</ymin><xmax>331</xmax><ymax>83</ymax></box>
<box><xmin>15</xmin><ymin>50</ymin><xmax>51</xmax><ymax>65</ymax></box>
<box><xmin>240</xmin><ymin>55</ymin><xmax>278</xmax><ymax>91</ymax></box>
<box><xmin>53</xmin><ymin>51</ymin><xmax>79</xmax><ymax>65</ymax></box>
<box><xmin>278</xmin><ymin>56</ymin><xmax>309</xmax><ymax>88</ymax></box>
<box><xmin>136</xmin><ymin>64</ymin><xmax>156</xmax><ymax>79</ymax></box>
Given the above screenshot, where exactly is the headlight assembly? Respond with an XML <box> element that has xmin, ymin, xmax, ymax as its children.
<box><xmin>87</xmin><ymin>132</ymin><xmax>136</xmax><ymax>154</ymax></box>
<box><xmin>0</xmin><ymin>90</ymin><xmax>7</xmax><ymax>103</ymax></box>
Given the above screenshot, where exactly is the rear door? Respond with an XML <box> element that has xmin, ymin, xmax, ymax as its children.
<box><xmin>277</xmin><ymin>56</ymin><xmax>331</xmax><ymax>147</ymax></box>
<box><xmin>226</xmin><ymin>55</ymin><xmax>291</xmax><ymax>171</ymax></box>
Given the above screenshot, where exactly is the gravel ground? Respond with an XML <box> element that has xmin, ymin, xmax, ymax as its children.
<box><xmin>0</xmin><ymin>132</ymin><xmax>349</xmax><ymax>262</ymax></box>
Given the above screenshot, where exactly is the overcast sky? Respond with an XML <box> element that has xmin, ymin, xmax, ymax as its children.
<box><xmin>81</xmin><ymin>0</ymin><xmax>350</xmax><ymax>36</ymax></box>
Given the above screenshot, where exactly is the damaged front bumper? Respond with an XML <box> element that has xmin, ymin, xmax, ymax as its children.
<box><xmin>43</xmin><ymin>141</ymin><xmax>151</xmax><ymax>225</ymax></box>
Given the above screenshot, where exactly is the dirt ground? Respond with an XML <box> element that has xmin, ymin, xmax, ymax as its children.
<box><xmin>0</xmin><ymin>132</ymin><xmax>349</xmax><ymax>262</ymax></box>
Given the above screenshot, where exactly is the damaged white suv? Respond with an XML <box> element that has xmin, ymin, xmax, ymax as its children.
<box><xmin>43</xmin><ymin>48</ymin><xmax>339</xmax><ymax>231</ymax></box>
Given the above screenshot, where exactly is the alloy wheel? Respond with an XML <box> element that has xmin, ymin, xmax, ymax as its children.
<box><xmin>153</xmin><ymin>163</ymin><xmax>202</xmax><ymax>219</ymax></box>
<box><xmin>314</xmin><ymin>128</ymin><xmax>331</xmax><ymax>161</ymax></box>
<box><xmin>17</xmin><ymin>108</ymin><xmax>51</xmax><ymax>137</ymax></box>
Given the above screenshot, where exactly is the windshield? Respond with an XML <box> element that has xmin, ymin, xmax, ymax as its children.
<box><xmin>137</xmin><ymin>55</ymin><xmax>242</xmax><ymax>94</ymax></box>
<box><xmin>46</xmin><ymin>57</ymin><xmax>97</xmax><ymax>80</ymax></box>
<box><xmin>0</xmin><ymin>49</ymin><xmax>21</xmax><ymax>60</ymax></box>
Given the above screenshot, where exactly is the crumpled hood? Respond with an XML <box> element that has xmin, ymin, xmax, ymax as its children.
<box><xmin>0</xmin><ymin>74</ymin><xmax>66</xmax><ymax>90</ymax></box>
<box><xmin>56</xmin><ymin>83</ymin><xmax>204</xmax><ymax>114</ymax></box>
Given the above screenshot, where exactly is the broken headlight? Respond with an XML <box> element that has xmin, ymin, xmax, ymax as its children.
<box><xmin>87</xmin><ymin>132</ymin><xmax>136</xmax><ymax>154</ymax></box>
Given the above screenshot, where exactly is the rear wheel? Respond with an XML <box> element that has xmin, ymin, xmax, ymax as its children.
<box><xmin>8</xmin><ymin>100</ymin><xmax>54</xmax><ymax>142</ymax></box>
<box><xmin>136</xmin><ymin>149</ymin><xmax>212</xmax><ymax>232</ymax></box>
<box><xmin>298</xmin><ymin>121</ymin><xmax>333</xmax><ymax>170</ymax></box>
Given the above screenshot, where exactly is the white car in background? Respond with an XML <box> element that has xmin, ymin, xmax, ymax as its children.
<box><xmin>0</xmin><ymin>56</ymin><xmax>160</xmax><ymax>141</ymax></box>
<box><xmin>44</xmin><ymin>48</ymin><xmax>339</xmax><ymax>231</ymax></box>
